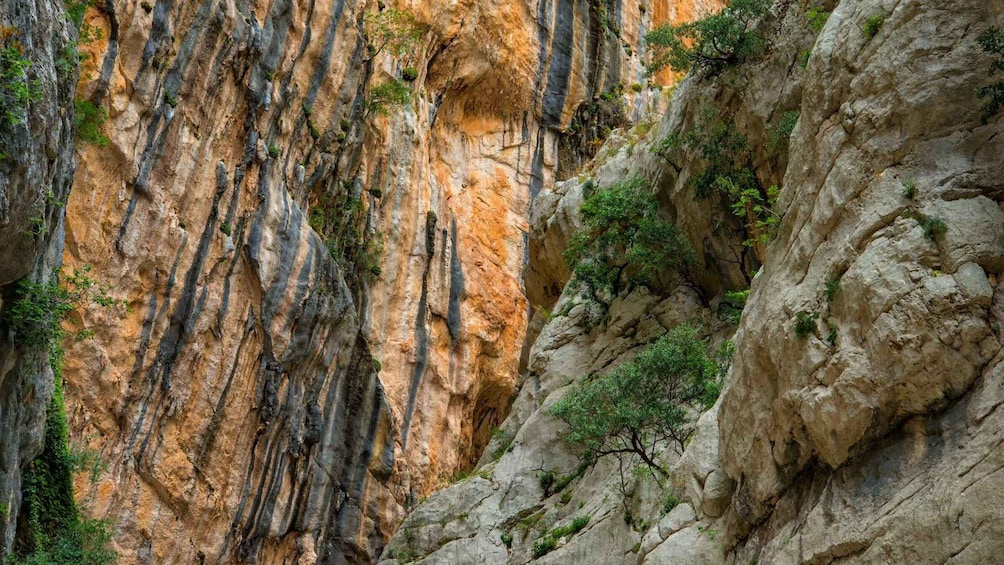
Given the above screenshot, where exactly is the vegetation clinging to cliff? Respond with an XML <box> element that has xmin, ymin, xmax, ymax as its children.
<box><xmin>977</xmin><ymin>26</ymin><xmax>1004</xmax><ymax>124</ymax></box>
<box><xmin>0</xmin><ymin>27</ymin><xmax>40</xmax><ymax>128</ymax></box>
<box><xmin>644</xmin><ymin>0</ymin><xmax>769</xmax><ymax>76</ymax></box>
<box><xmin>549</xmin><ymin>325</ymin><xmax>719</xmax><ymax>478</ymax></box>
<box><xmin>5</xmin><ymin>268</ymin><xmax>120</xmax><ymax>564</ymax></box>
<box><xmin>563</xmin><ymin>177</ymin><xmax>694</xmax><ymax>301</ymax></box>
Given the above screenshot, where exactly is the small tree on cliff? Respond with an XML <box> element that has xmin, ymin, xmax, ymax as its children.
<box><xmin>644</xmin><ymin>0</ymin><xmax>770</xmax><ymax>76</ymax></box>
<box><xmin>548</xmin><ymin>325</ymin><xmax>720</xmax><ymax>479</ymax></box>
<box><xmin>563</xmin><ymin>177</ymin><xmax>695</xmax><ymax>301</ymax></box>
<box><xmin>363</xmin><ymin>8</ymin><xmax>425</xmax><ymax>61</ymax></box>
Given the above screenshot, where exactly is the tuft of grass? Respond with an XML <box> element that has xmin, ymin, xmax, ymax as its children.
<box><xmin>920</xmin><ymin>216</ymin><xmax>947</xmax><ymax>239</ymax></box>
<box><xmin>901</xmin><ymin>179</ymin><xmax>917</xmax><ymax>199</ymax></box>
<box><xmin>806</xmin><ymin>7</ymin><xmax>829</xmax><ymax>32</ymax></box>
<box><xmin>825</xmin><ymin>275</ymin><xmax>841</xmax><ymax>303</ymax></box>
<box><xmin>661</xmin><ymin>492</ymin><xmax>679</xmax><ymax>515</ymax></box>
<box><xmin>794</xmin><ymin>311</ymin><xmax>819</xmax><ymax>338</ymax></box>
<box><xmin>863</xmin><ymin>14</ymin><xmax>884</xmax><ymax>39</ymax></box>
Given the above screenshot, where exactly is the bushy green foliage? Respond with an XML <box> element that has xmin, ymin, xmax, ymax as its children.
<box><xmin>401</xmin><ymin>67</ymin><xmax>419</xmax><ymax>81</ymax></box>
<box><xmin>863</xmin><ymin>14</ymin><xmax>884</xmax><ymax>39</ymax></box>
<box><xmin>531</xmin><ymin>536</ymin><xmax>556</xmax><ymax>558</ymax></box>
<box><xmin>661</xmin><ymin>493</ymin><xmax>680</xmax><ymax>516</ymax></box>
<box><xmin>825</xmin><ymin>275</ymin><xmax>841</xmax><ymax>303</ymax></box>
<box><xmin>364</xmin><ymin>79</ymin><xmax>412</xmax><ymax>117</ymax></box>
<box><xmin>654</xmin><ymin>105</ymin><xmax>752</xmax><ymax>200</ymax></box>
<box><xmin>920</xmin><ymin>216</ymin><xmax>947</xmax><ymax>240</ymax></box>
<box><xmin>563</xmin><ymin>177</ymin><xmax>695</xmax><ymax>300</ymax></box>
<box><xmin>364</xmin><ymin>8</ymin><xmax>425</xmax><ymax>60</ymax></box>
<box><xmin>721</xmin><ymin>288</ymin><xmax>750</xmax><ymax>324</ymax></box>
<box><xmin>901</xmin><ymin>179</ymin><xmax>917</xmax><ymax>200</ymax></box>
<box><xmin>308</xmin><ymin>188</ymin><xmax>383</xmax><ymax>280</ymax></box>
<box><xmin>806</xmin><ymin>7</ymin><xmax>830</xmax><ymax>32</ymax></box>
<box><xmin>549</xmin><ymin>325</ymin><xmax>720</xmax><ymax>477</ymax></box>
<box><xmin>654</xmin><ymin>105</ymin><xmax>781</xmax><ymax>250</ymax></box>
<box><xmin>6</xmin><ymin>267</ymin><xmax>119</xmax><ymax>565</ymax></box>
<box><xmin>977</xmin><ymin>26</ymin><xmax>1004</xmax><ymax>124</ymax></box>
<box><xmin>6</xmin><ymin>267</ymin><xmax>121</xmax><ymax>357</ymax></box>
<box><xmin>794</xmin><ymin>310</ymin><xmax>819</xmax><ymax>338</ymax></box>
<box><xmin>531</xmin><ymin>516</ymin><xmax>591</xmax><ymax>558</ymax></box>
<box><xmin>644</xmin><ymin>0</ymin><xmax>769</xmax><ymax>76</ymax></box>
<box><xmin>74</xmin><ymin>99</ymin><xmax>108</xmax><ymax>145</ymax></box>
<box><xmin>0</xmin><ymin>27</ymin><xmax>41</xmax><ymax>127</ymax></box>
<box><xmin>724</xmin><ymin>181</ymin><xmax>781</xmax><ymax>248</ymax></box>
<box><xmin>13</xmin><ymin>379</ymin><xmax>117</xmax><ymax>565</ymax></box>
<box><xmin>767</xmin><ymin>110</ymin><xmax>799</xmax><ymax>154</ymax></box>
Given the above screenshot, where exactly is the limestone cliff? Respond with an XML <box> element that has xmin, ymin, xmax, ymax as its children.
<box><xmin>0</xmin><ymin>0</ymin><xmax>78</xmax><ymax>555</ymax></box>
<box><xmin>379</xmin><ymin>0</ymin><xmax>1004</xmax><ymax>564</ymax></box>
<box><xmin>41</xmin><ymin>0</ymin><xmax>703</xmax><ymax>563</ymax></box>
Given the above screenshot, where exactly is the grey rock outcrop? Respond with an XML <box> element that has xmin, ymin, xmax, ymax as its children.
<box><xmin>0</xmin><ymin>0</ymin><xmax>77</xmax><ymax>555</ymax></box>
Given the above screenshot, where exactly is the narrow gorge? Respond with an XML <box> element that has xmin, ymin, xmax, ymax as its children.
<box><xmin>0</xmin><ymin>0</ymin><xmax>1001</xmax><ymax>564</ymax></box>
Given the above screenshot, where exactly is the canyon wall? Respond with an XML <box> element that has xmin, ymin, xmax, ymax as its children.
<box><xmin>379</xmin><ymin>0</ymin><xmax>1004</xmax><ymax>564</ymax></box>
<box><xmin>0</xmin><ymin>0</ymin><xmax>77</xmax><ymax>555</ymax></box>
<box><xmin>45</xmin><ymin>0</ymin><xmax>711</xmax><ymax>563</ymax></box>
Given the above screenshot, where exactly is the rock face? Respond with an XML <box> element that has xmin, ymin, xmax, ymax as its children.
<box><xmin>47</xmin><ymin>0</ymin><xmax>706</xmax><ymax>563</ymax></box>
<box><xmin>0</xmin><ymin>0</ymin><xmax>77</xmax><ymax>555</ymax></box>
<box><xmin>718</xmin><ymin>1</ymin><xmax>1004</xmax><ymax>562</ymax></box>
<box><xmin>379</xmin><ymin>1</ymin><xmax>1004</xmax><ymax>565</ymax></box>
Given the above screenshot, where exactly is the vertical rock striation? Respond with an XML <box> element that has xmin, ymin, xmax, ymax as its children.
<box><xmin>379</xmin><ymin>1</ymin><xmax>1004</xmax><ymax>565</ymax></box>
<box><xmin>52</xmin><ymin>0</ymin><xmax>696</xmax><ymax>562</ymax></box>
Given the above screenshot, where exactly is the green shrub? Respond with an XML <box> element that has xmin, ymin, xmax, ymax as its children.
<box><xmin>977</xmin><ymin>26</ymin><xmax>1004</xmax><ymax>124</ymax></box>
<box><xmin>920</xmin><ymin>216</ymin><xmax>947</xmax><ymax>240</ymax></box>
<box><xmin>538</xmin><ymin>468</ymin><xmax>558</xmax><ymax>496</ymax></box>
<box><xmin>364</xmin><ymin>79</ymin><xmax>412</xmax><ymax>117</ymax></box>
<box><xmin>549</xmin><ymin>325</ymin><xmax>720</xmax><ymax>477</ymax></box>
<box><xmin>654</xmin><ymin>105</ymin><xmax>752</xmax><ymax>200</ymax></box>
<box><xmin>500</xmin><ymin>531</ymin><xmax>513</xmax><ymax>548</ymax></box>
<box><xmin>799</xmin><ymin>49</ymin><xmax>812</xmax><ymax>69</ymax></box>
<box><xmin>73</xmin><ymin>99</ymin><xmax>109</xmax><ymax>145</ymax></box>
<box><xmin>6</xmin><ymin>267</ymin><xmax>120</xmax><ymax>354</ymax></box>
<box><xmin>721</xmin><ymin>288</ymin><xmax>749</xmax><ymax>324</ymax></box>
<box><xmin>268</xmin><ymin>144</ymin><xmax>279</xmax><ymax>158</ymax></box>
<box><xmin>644</xmin><ymin>0</ymin><xmax>769</xmax><ymax>76</ymax></box>
<box><xmin>863</xmin><ymin>14</ymin><xmax>884</xmax><ymax>39</ymax></box>
<box><xmin>0</xmin><ymin>28</ymin><xmax>41</xmax><ymax>127</ymax></box>
<box><xmin>806</xmin><ymin>7</ymin><xmax>829</xmax><ymax>32</ymax></box>
<box><xmin>794</xmin><ymin>311</ymin><xmax>819</xmax><ymax>338</ymax></box>
<box><xmin>563</xmin><ymin>177</ymin><xmax>695</xmax><ymax>300</ymax></box>
<box><xmin>364</xmin><ymin>8</ymin><xmax>425</xmax><ymax>60</ymax></box>
<box><xmin>402</xmin><ymin>67</ymin><xmax>419</xmax><ymax>81</ymax></box>
<box><xmin>630</xmin><ymin>82</ymin><xmax>644</xmax><ymax>93</ymax></box>
<box><xmin>827</xmin><ymin>326</ymin><xmax>838</xmax><ymax>346</ymax></box>
<box><xmin>531</xmin><ymin>516</ymin><xmax>591</xmax><ymax>558</ymax></box>
<box><xmin>825</xmin><ymin>275</ymin><xmax>841</xmax><ymax>302</ymax></box>
<box><xmin>654</xmin><ymin>105</ymin><xmax>781</xmax><ymax>249</ymax></box>
<box><xmin>724</xmin><ymin>181</ymin><xmax>781</xmax><ymax>248</ymax></box>
<box><xmin>531</xmin><ymin>537</ymin><xmax>556</xmax><ymax>558</ymax></box>
<box><xmin>901</xmin><ymin>179</ymin><xmax>917</xmax><ymax>199</ymax></box>
<box><xmin>767</xmin><ymin>110</ymin><xmax>799</xmax><ymax>154</ymax></box>
<box><xmin>661</xmin><ymin>493</ymin><xmax>679</xmax><ymax>515</ymax></box>
<box><xmin>219</xmin><ymin>222</ymin><xmax>232</xmax><ymax>236</ymax></box>
<box><xmin>7</xmin><ymin>267</ymin><xmax>119</xmax><ymax>565</ymax></box>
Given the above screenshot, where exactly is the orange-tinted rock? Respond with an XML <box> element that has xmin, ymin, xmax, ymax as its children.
<box><xmin>58</xmin><ymin>0</ymin><xmax>706</xmax><ymax>562</ymax></box>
